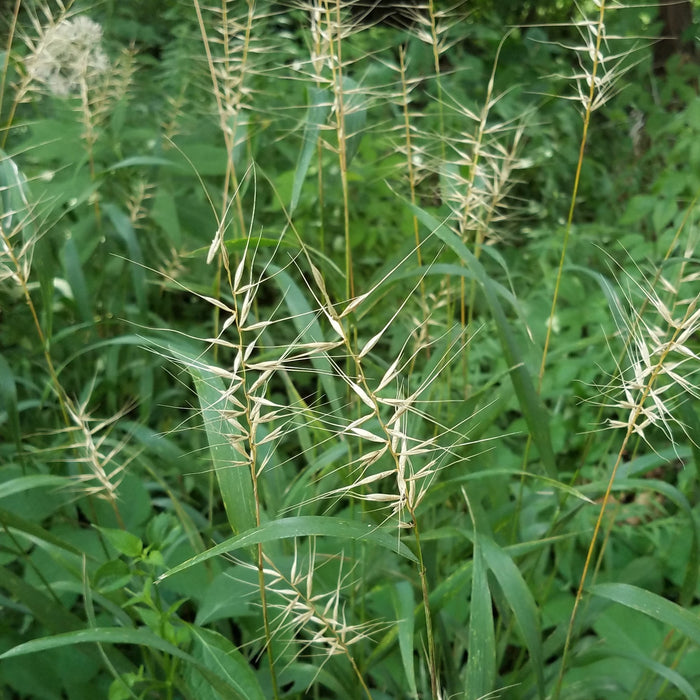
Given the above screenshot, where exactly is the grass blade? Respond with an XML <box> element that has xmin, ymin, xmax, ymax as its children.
<box><xmin>391</xmin><ymin>580</ymin><xmax>417</xmax><ymax>697</ymax></box>
<box><xmin>0</xmin><ymin>353</ymin><xmax>21</xmax><ymax>452</ymax></box>
<box><xmin>0</xmin><ymin>626</ymin><xmax>256</xmax><ymax>698</ymax></box>
<box><xmin>0</xmin><ymin>475</ymin><xmax>71</xmax><ymax>501</ymax></box>
<box><xmin>187</xmin><ymin>626</ymin><xmax>266</xmax><ymax>700</ymax></box>
<box><xmin>268</xmin><ymin>264</ymin><xmax>342</xmax><ymax>412</ymax></box>
<box><xmin>465</xmin><ymin>540</ymin><xmax>496</xmax><ymax>699</ymax></box>
<box><xmin>592</xmin><ymin>582</ymin><xmax>700</xmax><ymax>647</ymax></box>
<box><xmin>102</xmin><ymin>203</ymin><xmax>146</xmax><ymax>315</ymax></box>
<box><xmin>189</xmin><ymin>366</ymin><xmax>257</xmax><ymax>538</ymax></box>
<box><xmin>481</xmin><ymin>536</ymin><xmax>545</xmax><ymax>699</ymax></box>
<box><xmin>290</xmin><ymin>86</ymin><xmax>330</xmax><ymax>216</ymax></box>
<box><xmin>158</xmin><ymin>516</ymin><xmax>418</xmax><ymax>582</ymax></box>
<box><xmin>410</xmin><ymin>204</ymin><xmax>557</xmax><ymax>477</ymax></box>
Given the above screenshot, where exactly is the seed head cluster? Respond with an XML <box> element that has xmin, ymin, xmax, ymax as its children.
<box><xmin>25</xmin><ymin>16</ymin><xmax>109</xmax><ymax>97</ymax></box>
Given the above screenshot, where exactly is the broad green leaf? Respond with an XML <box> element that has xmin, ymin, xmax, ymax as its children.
<box><xmin>0</xmin><ymin>626</ymin><xmax>247</xmax><ymax>698</ymax></box>
<box><xmin>195</xmin><ymin>568</ymin><xmax>252</xmax><ymax>625</ymax></box>
<box><xmin>595</xmin><ymin>478</ymin><xmax>698</xmax><ymax>607</ymax></box>
<box><xmin>88</xmin><ymin>471</ymin><xmax>151</xmax><ymax>531</ymax></box>
<box><xmin>0</xmin><ymin>475</ymin><xmax>71</xmax><ymax>501</ymax></box>
<box><xmin>172</xmin><ymin>142</ymin><xmax>227</xmax><ymax>176</ymax></box>
<box><xmin>267</xmin><ymin>265</ymin><xmax>342</xmax><ymax>413</ymax></box>
<box><xmin>481</xmin><ymin>537</ymin><xmax>545</xmax><ymax>699</ymax></box>
<box><xmin>102</xmin><ymin>203</ymin><xmax>146</xmax><ymax>314</ymax></box>
<box><xmin>95</xmin><ymin>526</ymin><xmax>143</xmax><ymax>558</ymax></box>
<box><xmin>0</xmin><ymin>353</ymin><xmax>20</xmax><ymax>451</ymax></box>
<box><xmin>593</xmin><ymin>614</ymin><xmax>700</xmax><ymax>700</ymax></box>
<box><xmin>281</xmin><ymin>442</ymin><xmax>349</xmax><ymax>514</ymax></box>
<box><xmin>465</xmin><ymin>540</ymin><xmax>496</xmax><ymax>699</ymax></box>
<box><xmin>151</xmin><ymin>185</ymin><xmax>183</xmax><ymax>248</ymax></box>
<box><xmin>339</xmin><ymin>76</ymin><xmax>367</xmax><ymax>167</ymax></box>
<box><xmin>278</xmin><ymin>662</ymin><xmax>351</xmax><ymax>697</ymax></box>
<box><xmin>0</xmin><ymin>148</ymin><xmax>32</xmax><ymax>246</ymax></box>
<box><xmin>138</xmin><ymin>334</ymin><xmax>257</xmax><ymax>540</ymax></box>
<box><xmin>0</xmin><ymin>567</ymin><xmax>135</xmax><ymax>674</ymax></box>
<box><xmin>566</xmin><ymin>265</ymin><xmax>627</xmax><ymax>332</ymax></box>
<box><xmin>592</xmin><ymin>583</ymin><xmax>700</xmax><ymax>647</ymax></box>
<box><xmin>291</xmin><ymin>86</ymin><xmax>330</xmax><ymax>215</ymax></box>
<box><xmin>187</xmin><ymin>626</ymin><xmax>264</xmax><ymax>700</ymax></box>
<box><xmin>189</xmin><ymin>366</ymin><xmax>257</xmax><ymax>539</ymax></box>
<box><xmin>61</xmin><ymin>235</ymin><xmax>93</xmax><ymax>325</ymax></box>
<box><xmin>678</xmin><ymin>401</ymin><xmax>700</xmax><ymax>482</ymax></box>
<box><xmin>55</xmin><ymin>333</ymin><xmax>173</xmax><ymax>383</ymax></box>
<box><xmin>410</xmin><ymin>204</ymin><xmax>556</xmax><ymax>477</ymax></box>
<box><xmin>1</xmin><ymin>566</ymin><xmax>92</xmax><ymax>638</ymax></box>
<box><xmin>615</xmin><ymin>446</ymin><xmax>691</xmax><ymax>481</ymax></box>
<box><xmin>93</xmin><ymin>559</ymin><xmax>132</xmax><ymax>593</ymax></box>
<box><xmin>0</xmin><ymin>507</ymin><xmax>83</xmax><ymax>556</ymax></box>
<box><xmin>158</xmin><ymin>516</ymin><xmax>417</xmax><ymax>582</ymax></box>
<box><xmin>391</xmin><ymin>580</ymin><xmax>417</xmax><ymax>697</ymax></box>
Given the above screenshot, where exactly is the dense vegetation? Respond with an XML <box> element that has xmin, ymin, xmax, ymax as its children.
<box><xmin>1</xmin><ymin>1</ymin><xmax>699</xmax><ymax>698</ymax></box>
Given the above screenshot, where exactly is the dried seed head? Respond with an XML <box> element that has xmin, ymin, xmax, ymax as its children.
<box><xmin>25</xmin><ymin>16</ymin><xmax>110</xmax><ymax>97</ymax></box>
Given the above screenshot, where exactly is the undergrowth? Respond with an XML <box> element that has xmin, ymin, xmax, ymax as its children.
<box><xmin>1</xmin><ymin>1</ymin><xmax>699</xmax><ymax>699</ymax></box>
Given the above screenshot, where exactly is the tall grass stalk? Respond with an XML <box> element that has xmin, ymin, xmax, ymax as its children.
<box><xmin>193</xmin><ymin>0</ymin><xmax>256</xmax><ymax>345</ymax></box>
<box><xmin>0</xmin><ymin>0</ymin><xmax>22</xmax><ymax>147</ymax></box>
<box><xmin>2</xmin><ymin>1</ymin><xmax>698</xmax><ymax>698</ymax></box>
<box><xmin>512</xmin><ymin>1</ymin><xmax>613</xmax><ymax>539</ymax></box>
<box><xmin>539</xmin><ymin>1</ymin><xmax>609</xmax><ymax>385</ymax></box>
<box><xmin>0</xmin><ymin>166</ymin><xmax>126</xmax><ymax>525</ymax></box>
<box><xmin>557</xmin><ymin>280</ymin><xmax>700</xmax><ymax>697</ymax></box>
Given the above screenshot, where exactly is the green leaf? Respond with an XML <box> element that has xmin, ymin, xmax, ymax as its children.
<box><xmin>410</xmin><ymin>204</ymin><xmax>556</xmax><ymax>477</ymax></box>
<box><xmin>678</xmin><ymin>400</ymin><xmax>700</xmax><ymax>483</ymax></box>
<box><xmin>652</xmin><ymin>197</ymin><xmax>677</xmax><ymax>233</ymax></box>
<box><xmin>195</xmin><ymin>568</ymin><xmax>252</xmax><ymax>626</ymax></box>
<box><xmin>186</xmin><ymin>236</ymin><xmax>298</xmax><ymax>259</ymax></box>
<box><xmin>189</xmin><ymin>366</ymin><xmax>257</xmax><ymax>540</ymax></box>
<box><xmin>391</xmin><ymin>581</ymin><xmax>417</xmax><ymax>697</ymax></box>
<box><xmin>0</xmin><ymin>353</ymin><xmax>21</xmax><ymax>451</ymax></box>
<box><xmin>267</xmin><ymin>265</ymin><xmax>342</xmax><ymax>413</ymax></box>
<box><xmin>106</xmin><ymin>155</ymin><xmax>188</xmax><ymax>172</ymax></box>
<box><xmin>592</xmin><ymin>613</ymin><xmax>700</xmax><ymax>700</ymax></box>
<box><xmin>158</xmin><ymin>516</ymin><xmax>417</xmax><ymax>582</ymax></box>
<box><xmin>95</xmin><ymin>526</ymin><xmax>143</xmax><ymax>558</ymax></box>
<box><xmin>0</xmin><ymin>148</ymin><xmax>33</xmax><ymax>248</ymax></box>
<box><xmin>602</xmin><ymin>478</ymin><xmax>698</xmax><ymax>607</ymax></box>
<box><xmin>173</xmin><ymin>142</ymin><xmax>227</xmax><ymax>176</ymax></box>
<box><xmin>61</xmin><ymin>235</ymin><xmax>93</xmax><ymax>325</ymax></box>
<box><xmin>93</xmin><ymin>559</ymin><xmax>132</xmax><ymax>593</ymax></box>
<box><xmin>592</xmin><ymin>583</ymin><xmax>700</xmax><ymax>647</ymax></box>
<box><xmin>0</xmin><ymin>507</ymin><xmax>83</xmax><ymax>557</ymax></box>
<box><xmin>291</xmin><ymin>86</ymin><xmax>330</xmax><ymax>215</ymax></box>
<box><xmin>566</xmin><ymin>265</ymin><xmax>627</xmax><ymax>332</ymax></box>
<box><xmin>187</xmin><ymin>626</ymin><xmax>265</xmax><ymax>700</ymax></box>
<box><xmin>151</xmin><ymin>185</ymin><xmax>183</xmax><ymax>248</ymax></box>
<box><xmin>0</xmin><ymin>475</ymin><xmax>72</xmax><ymax>501</ymax></box>
<box><xmin>0</xmin><ymin>626</ymin><xmax>248</xmax><ymax>698</ymax></box>
<box><xmin>465</xmin><ymin>540</ymin><xmax>496</xmax><ymax>699</ymax></box>
<box><xmin>277</xmin><ymin>662</ymin><xmax>350</xmax><ymax>697</ymax></box>
<box><xmin>1</xmin><ymin>567</ymin><xmax>91</xmax><ymax>639</ymax></box>
<box><xmin>481</xmin><ymin>537</ymin><xmax>545</xmax><ymax>699</ymax></box>
<box><xmin>340</xmin><ymin>76</ymin><xmax>367</xmax><ymax>167</ymax></box>
<box><xmin>102</xmin><ymin>203</ymin><xmax>146</xmax><ymax>314</ymax></box>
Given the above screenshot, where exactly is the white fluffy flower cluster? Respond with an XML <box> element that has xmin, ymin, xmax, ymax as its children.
<box><xmin>26</xmin><ymin>16</ymin><xmax>110</xmax><ymax>97</ymax></box>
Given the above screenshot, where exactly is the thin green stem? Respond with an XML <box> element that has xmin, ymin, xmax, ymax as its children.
<box><xmin>554</xmin><ymin>297</ymin><xmax>695</xmax><ymax>698</ymax></box>
<box><xmin>539</xmin><ymin>2</ymin><xmax>607</xmax><ymax>387</ymax></box>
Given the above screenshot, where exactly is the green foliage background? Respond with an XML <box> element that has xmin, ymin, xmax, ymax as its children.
<box><xmin>0</xmin><ymin>1</ymin><xmax>699</xmax><ymax>698</ymax></box>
